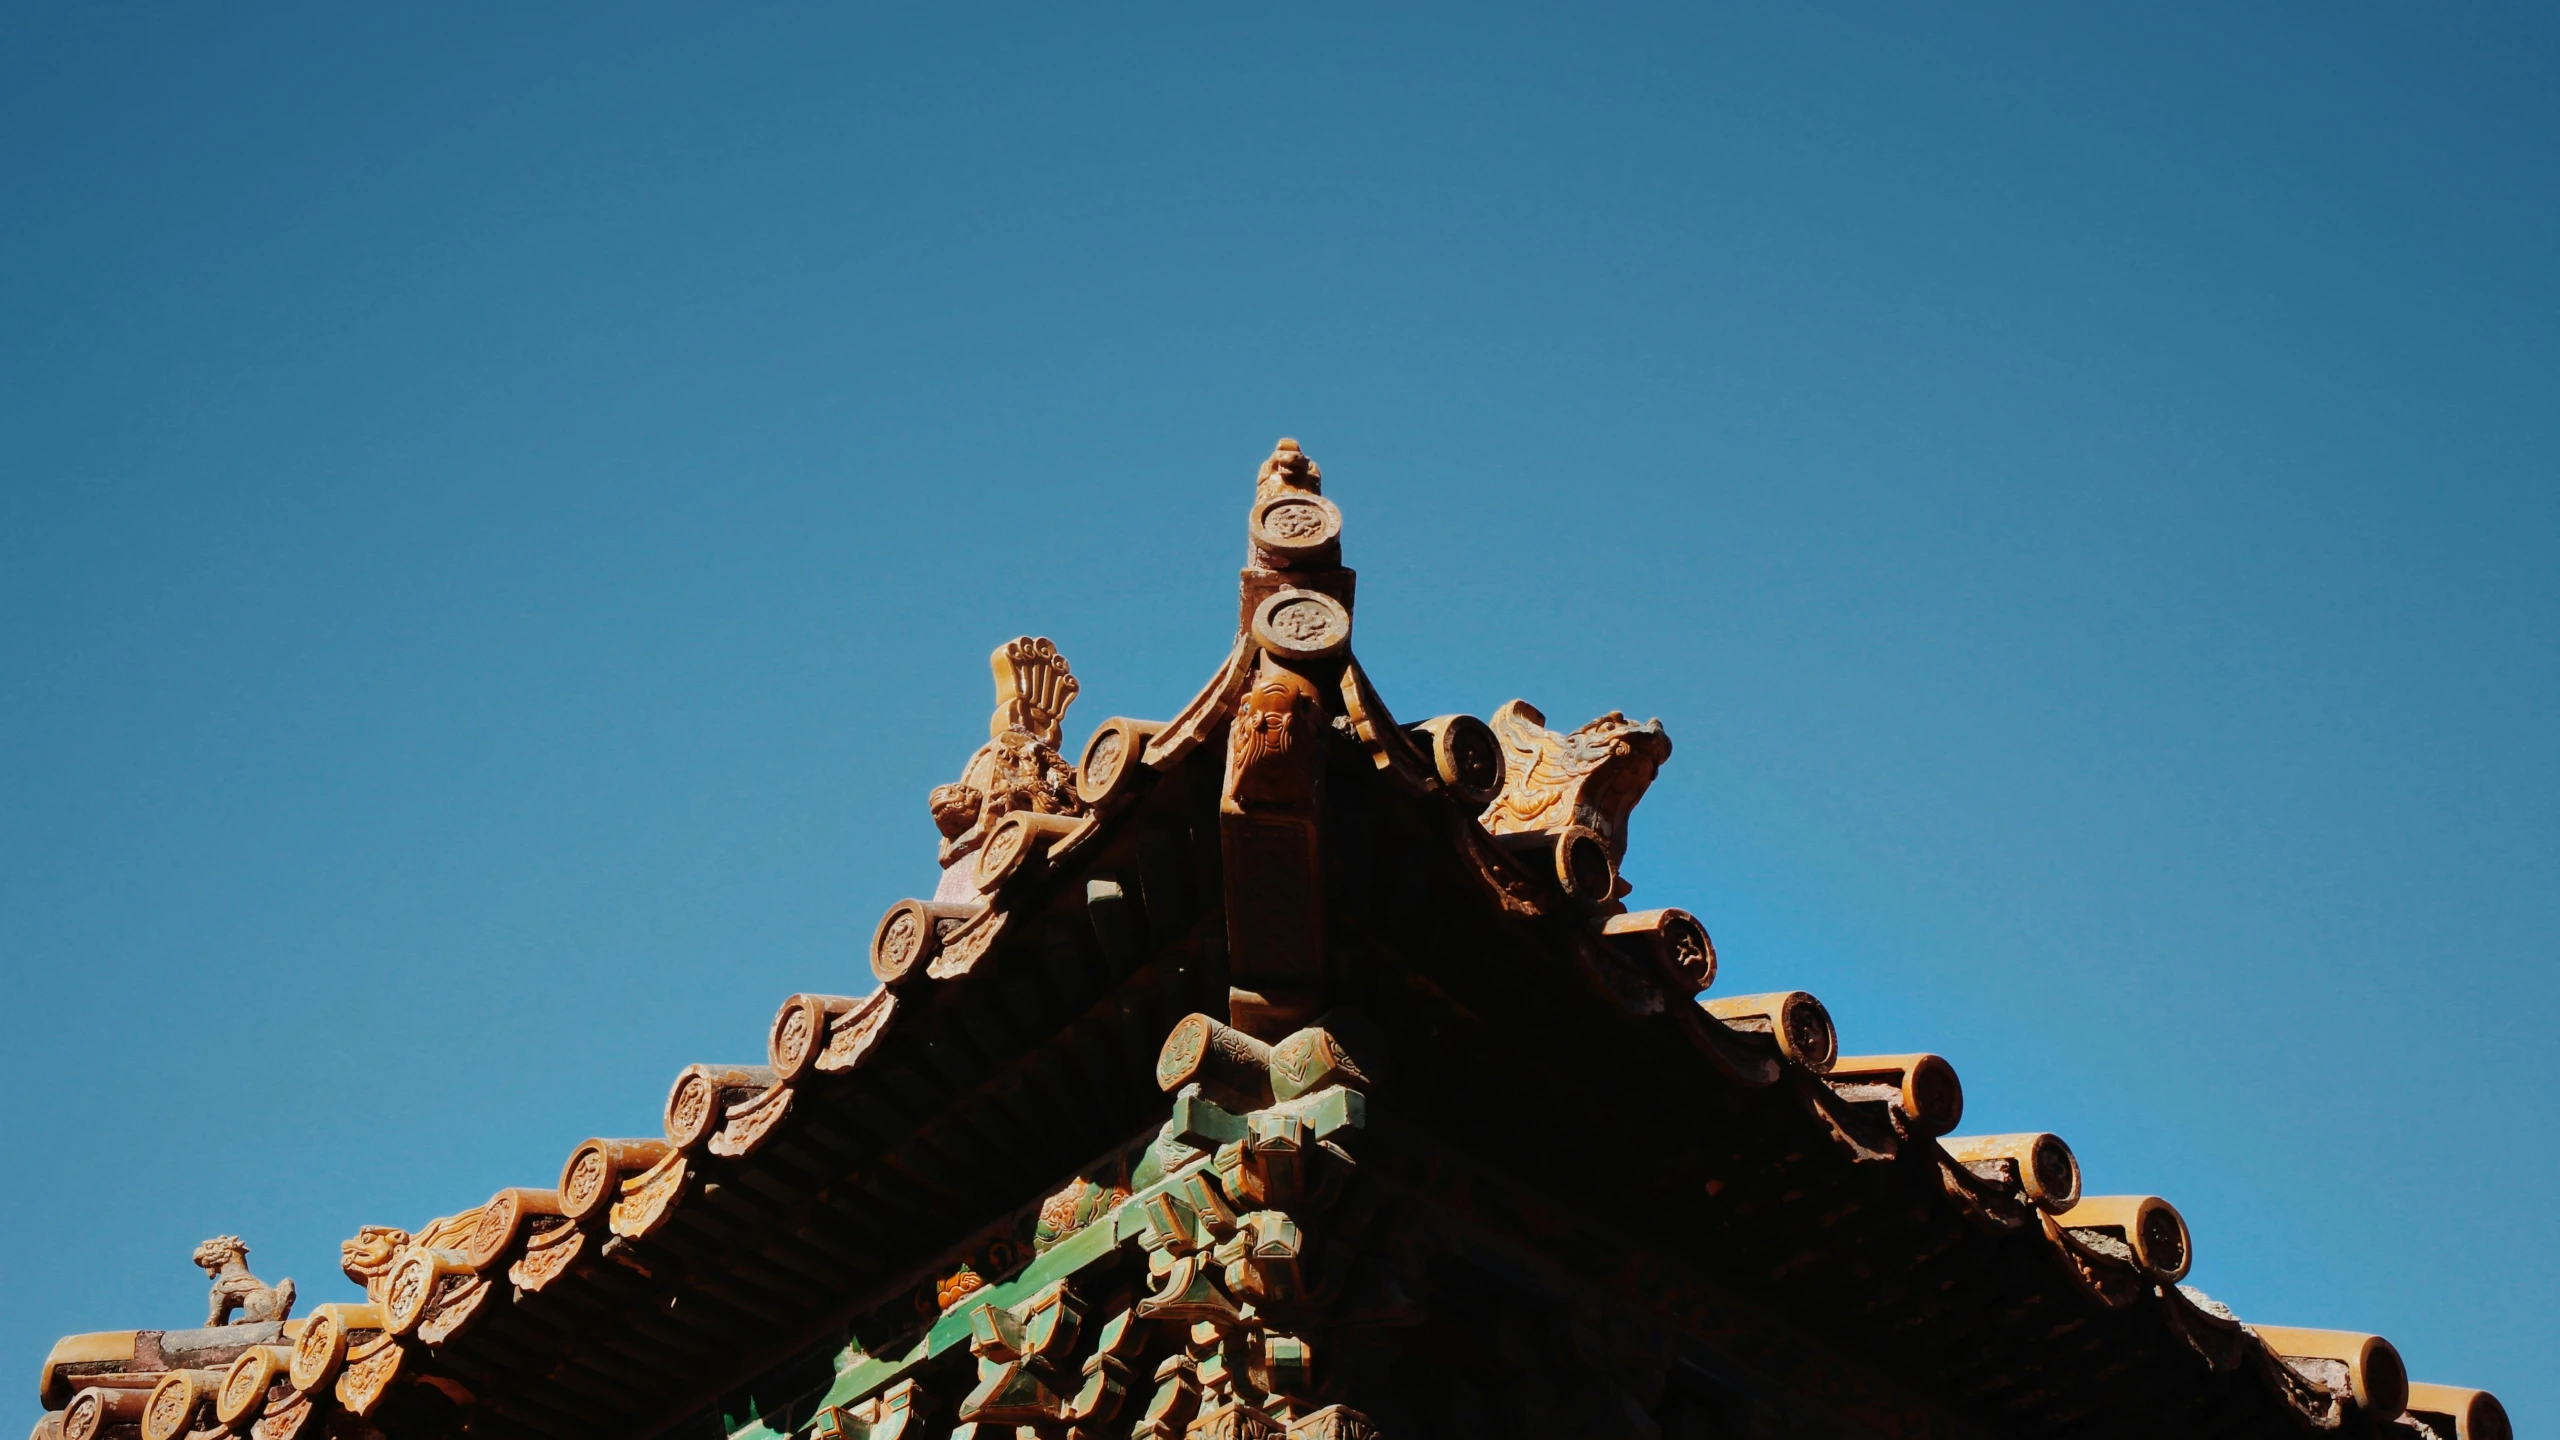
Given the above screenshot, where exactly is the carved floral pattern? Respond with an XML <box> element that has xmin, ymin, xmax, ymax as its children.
<box><xmin>937</xmin><ymin>1266</ymin><xmax>989</xmax><ymax>1312</ymax></box>
<box><xmin>816</xmin><ymin>990</ymin><xmax>899</xmax><ymax>1073</ymax></box>
<box><xmin>1034</xmin><ymin>1176</ymin><xmax>1130</xmax><ymax>1255</ymax></box>
<box><xmin>249</xmin><ymin>1387</ymin><xmax>315</xmax><ymax>1440</ymax></box>
<box><xmin>508</xmin><ymin>1224</ymin><xmax>588</xmax><ymax>1293</ymax></box>
<box><xmin>335</xmin><ymin>1333</ymin><xmax>405</xmax><ymax>1416</ymax></box>
<box><xmin>878</xmin><ymin>908</ymin><xmax>926</xmax><ymax>973</ymax></box>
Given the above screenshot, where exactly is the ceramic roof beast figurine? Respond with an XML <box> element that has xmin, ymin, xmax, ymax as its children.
<box><xmin>191</xmin><ymin>1236</ymin><xmax>294</xmax><ymax>1329</ymax></box>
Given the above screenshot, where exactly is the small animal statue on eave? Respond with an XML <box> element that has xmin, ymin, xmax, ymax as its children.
<box><xmin>192</xmin><ymin>1235</ymin><xmax>295</xmax><ymax>1326</ymax></box>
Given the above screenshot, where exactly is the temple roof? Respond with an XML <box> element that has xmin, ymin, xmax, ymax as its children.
<box><xmin>29</xmin><ymin>441</ymin><xmax>2509</xmax><ymax>1440</ymax></box>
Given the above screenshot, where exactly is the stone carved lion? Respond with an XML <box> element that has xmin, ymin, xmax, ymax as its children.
<box><xmin>193</xmin><ymin>1235</ymin><xmax>295</xmax><ymax>1327</ymax></box>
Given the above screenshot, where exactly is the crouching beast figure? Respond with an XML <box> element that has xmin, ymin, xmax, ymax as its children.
<box><xmin>192</xmin><ymin>1235</ymin><xmax>295</xmax><ymax>1327</ymax></box>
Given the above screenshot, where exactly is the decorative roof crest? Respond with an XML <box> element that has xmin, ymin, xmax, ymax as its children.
<box><xmin>930</xmin><ymin>636</ymin><xmax>1089</xmax><ymax>887</ymax></box>
<box><xmin>1247</xmin><ymin>438</ymin><xmax>1345</xmax><ymax>577</ymax></box>
<box><xmin>987</xmin><ymin>635</ymin><xmax>1079</xmax><ymax>746</ymax></box>
<box><xmin>1481</xmin><ymin>700</ymin><xmax>1671</xmax><ymax>898</ymax></box>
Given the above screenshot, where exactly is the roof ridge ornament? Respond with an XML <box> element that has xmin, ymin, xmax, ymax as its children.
<box><xmin>989</xmin><ymin>635</ymin><xmax>1078</xmax><ymax>745</ymax></box>
<box><xmin>1256</xmin><ymin>436</ymin><xmax>1320</xmax><ymax>496</ymax></box>
<box><xmin>1248</xmin><ymin>438</ymin><xmax>1342</xmax><ymax>570</ymax></box>
<box><xmin>1238</xmin><ymin>437</ymin><xmax>1354</xmax><ymax>641</ymax></box>
<box><xmin>1479</xmin><ymin>700</ymin><xmax>1671</xmax><ymax>904</ymax></box>
<box><xmin>930</xmin><ymin>636</ymin><xmax>1090</xmax><ymax>895</ymax></box>
<box><xmin>1222</xmin><ymin>440</ymin><xmax>1356</xmax><ymax>1036</ymax></box>
<box><xmin>338</xmin><ymin>1225</ymin><xmax>410</xmax><ymax>1304</ymax></box>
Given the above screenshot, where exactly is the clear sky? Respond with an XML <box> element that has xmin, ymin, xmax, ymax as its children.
<box><xmin>4</xmin><ymin>3</ymin><xmax>2553</xmax><ymax>1430</ymax></box>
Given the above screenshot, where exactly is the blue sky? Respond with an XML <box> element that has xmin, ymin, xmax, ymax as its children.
<box><xmin>4</xmin><ymin>3</ymin><xmax>2553</xmax><ymax>1429</ymax></box>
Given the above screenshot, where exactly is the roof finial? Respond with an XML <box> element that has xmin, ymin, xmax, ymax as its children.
<box><xmin>987</xmin><ymin>635</ymin><xmax>1078</xmax><ymax>746</ymax></box>
<box><xmin>1255</xmin><ymin>437</ymin><xmax>1321</xmax><ymax>499</ymax></box>
<box><xmin>924</xmin><ymin>637</ymin><xmax>1089</xmax><ymax>889</ymax></box>
<box><xmin>1242</xmin><ymin>437</ymin><xmax>1350</xmax><ymax>636</ymax></box>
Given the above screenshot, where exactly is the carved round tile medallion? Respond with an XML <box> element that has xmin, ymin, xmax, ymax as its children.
<box><xmin>1080</xmin><ymin>729</ymin><xmax>1127</xmax><ymax>806</ymax></box>
<box><xmin>288</xmin><ymin>1308</ymin><xmax>348</xmax><ymax>1392</ymax></box>
<box><xmin>1250</xmin><ymin>588</ymin><xmax>1353</xmax><ymax>660</ymax></box>
<box><xmin>1430</xmin><ymin>715</ymin><xmax>1504</xmax><ymax>805</ymax></box>
<box><xmin>142</xmin><ymin>1369</ymin><xmax>199</xmax><ymax>1440</ymax></box>
<box><xmin>561</xmin><ymin>1144</ymin><xmax>613</xmax><ymax>1220</ymax></box>
<box><xmin>1779</xmin><ymin>992</ymin><xmax>1837</xmax><ymax>1072</ymax></box>
<box><xmin>217</xmin><ymin>1347</ymin><xmax>277</xmax><ymax>1425</ymax></box>
<box><xmin>1078</xmin><ymin>716</ymin><xmax>1166</xmax><ymax>805</ymax></box>
<box><xmin>466</xmin><ymin>1197</ymin><xmax>517</xmax><ymax>1268</ymax></box>
<box><xmin>383</xmin><ymin>1251</ymin><xmax>435</xmax><ymax>1335</ymax></box>
<box><xmin>1250</xmin><ymin>492</ymin><xmax>1343</xmax><ymax>559</ymax></box>
<box><xmin>870</xmin><ymin>900</ymin><xmax>939</xmax><ymax>985</ymax></box>
<box><xmin>974</xmin><ymin>816</ymin><xmax>1033</xmax><ymax>889</ymax></box>
<box><xmin>62</xmin><ymin>1389</ymin><xmax>104</xmax><ymax>1440</ymax></box>
<box><xmin>770</xmin><ymin>995</ymin><xmax>823</xmax><ymax>1080</ymax></box>
<box><xmin>1084</xmin><ymin>728</ymin><xmax>1123</xmax><ymax>786</ymax></box>
<box><xmin>2026</xmin><ymin>1133</ymin><xmax>2079</xmax><ymax>1209</ymax></box>
<box><xmin>2138</xmin><ymin>1201</ymin><xmax>2189</xmax><ymax>1279</ymax></box>
<box><xmin>1155</xmin><ymin>1013</ymin><xmax>1212</xmax><ymax>1093</ymax></box>
<box><xmin>1658</xmin><ymin>909</ymin><xmax>1716</xmax><ymax>992</ymax></box>
<box><xmin>666</xmin><ymin>1070</ymin><xmax>720</xmax><ymax>1151</ymax></box>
